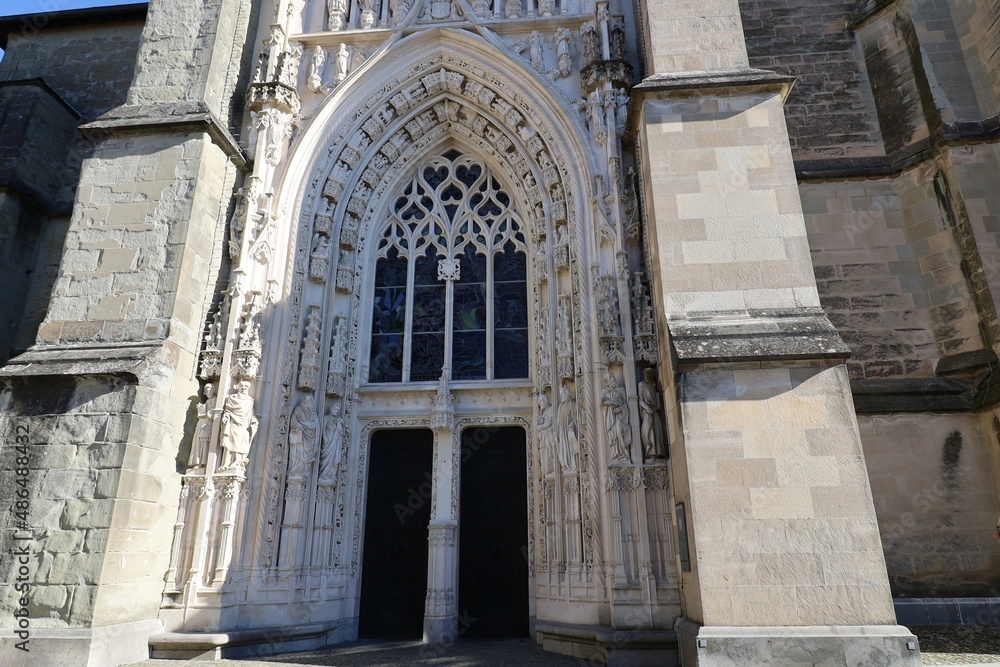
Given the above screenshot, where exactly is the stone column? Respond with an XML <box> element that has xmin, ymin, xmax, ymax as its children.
<box><xmin>424</xmin><ymin>376</ymin><xmax>458</xmax><ymax>644</ymax></box>
<box><xmin>0</xmin><ymin>1</ymin><xmax>255</xmax><ymax>665</ymax></box>
<box><xmin>634</xmin><ymin>1</ymin><xmax>921</xmax><ymax>664</ymax></box>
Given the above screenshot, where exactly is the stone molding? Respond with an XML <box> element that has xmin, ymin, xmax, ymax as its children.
<box><xmin>667</xmin><ymin>308</ymin><xmax>851</xmax><ymax>366</ymax></box>
<box><xmin>0</xmin><ymin>342</ymin><xmax>164</xmax><ymax>379</ymax></box>
<box><xmin>81</xmin><ymin>103</ymin><xmax>250</xmax><ymax>171</ymax></box>
<box><xmin>632</xmin><ymin>68</ymin><xmax>796</xmax><ymax>101</ymax></box>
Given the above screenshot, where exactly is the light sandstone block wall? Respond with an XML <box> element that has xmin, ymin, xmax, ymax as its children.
<box><xmin>642</xmin><ymin>92</ymin><xmax>820</xmax><ymax>315</ymax></box>
<box><xmin>40</xmin><ymin>133</ymin><xmax>226</xmax><ymax>350</ymax></box>
<box><xmin>639</xmin><ymin>78</ymin><xmax>897</xmax><ymax>630</ymax></box>
<box><xmin>860</xmin><ymin>412</ymin><xmax>1000</xmax><ymax>597</ymax></box>
<box><xmin>0</xmin><ymin>372</ymin><xmax>185</xmax><ymax>628</ymax></box>
<box><xmin>641</xmin><ymin>0</ymin><xmax>749</xmax><ymax>75</ymax></box>
<box><xmin>681</xmin><ymin>364</ymin><xmax>896</xmax><ymax>626</ymax></box>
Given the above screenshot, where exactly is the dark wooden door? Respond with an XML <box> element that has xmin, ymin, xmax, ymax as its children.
<box><xmin>358</xmin><ymin>429</ymin><xmax>434</xmax><ymax>639</ymax></box>
<box><xmin>459</xmin><ymin>426</ymin><xmax>529</xmax><ymax>638</ymax></box>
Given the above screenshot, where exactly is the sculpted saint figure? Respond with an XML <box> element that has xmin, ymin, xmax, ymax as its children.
<box><xmin>638</xmin><ymin>368</ymin><xmax>665</xmax><ymax>459</ymax></box>
<box><xmin>287</xmin><ymin>395</ymin><xmax>320</xmax><ymax>480</ymax></box>
<box><xmin>529</xmin><ymin>31</ymin><xmax>544</xmax><ymax>72</ymax></box>
<box><xmin>556</xmin><ymin>27</ymin><xmax>572</xmax><ymax>76</ymax></box>
<box><xmin>327</xmin><ymin>0</ymin><xmax>348</xmax><ymax>30</ymax></box>
<box><xmin>308</xmin><ymin>46</ymin><xmax>326</xmax><ymax>93</ymax></box>
<box><xmin>219</xmin><ymin>381</ymin><xmax>259</xmax><ymax>473</ymax></box>
<box><xmin>615</xmin><ymin>88</ymin><xmax>630</xmax><ymax>136</ymax></box>
<box><xmin>359</xmin><ymin>0</ymin><xmax>377</xmax><ymax>28</ymax></box>
<box><xmin>319</xmin><ymin>403</ymin><xmax>345</xmax><ymax>484</ymax></box>
<box><xmin>334</xmin><ymin>44</ymin><xmax>350</xmax><ymax>85</ymax></box>
<box><xmin>537</xmin><ymin>392</ymin><xmax>556</xmax><ymax>475</ymax></box>
<box><xmin>556</xmin><ymin>383</ymin><xmax>579</xmax><ymax>473</ymax></box>
<box><xmin>602</xmin><ymin>372</ymin><xmax>631</xmax><ymax>463</ymax></box>
<box><xmin>390</xmin><ymin>0</ymin><xmax>411</xmax><ymax>24</ymax></box>
<box><xmin>188</xmin><ymin>383</ymin><xmax>216</xmax><ymax>469</ymax></box>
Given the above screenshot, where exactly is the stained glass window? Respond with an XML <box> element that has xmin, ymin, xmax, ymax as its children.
<box><xmin>368</xmin><ymin>152</ymin><xmax>529</xmax><ymax>384</ymax></box>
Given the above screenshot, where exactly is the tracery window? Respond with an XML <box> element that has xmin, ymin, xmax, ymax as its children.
<box><xmin>369</xmin><ymin>150</ymin><xmax>529</xmax><ymax>383</ymax></box>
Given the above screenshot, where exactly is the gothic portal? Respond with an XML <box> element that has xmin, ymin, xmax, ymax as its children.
<box><xmin>14</xmin><ymin>0</ymin><xmax>999</xmax><ymax>665</ymax></box>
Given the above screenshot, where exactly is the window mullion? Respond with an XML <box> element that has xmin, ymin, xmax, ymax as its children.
<box><xmin>401</xmin><ymin>249</ymin><xmax>416</xmax><ymax>383</ymax></box>
<box><xmin>444</xmin><ymin>268</ymin><xmax>454</xmax><ymax>378</ymax></box>
<box><xmin>486</xmin><ymin>247</ymin><xmax>494</xmax><ymax>380</ymax></box>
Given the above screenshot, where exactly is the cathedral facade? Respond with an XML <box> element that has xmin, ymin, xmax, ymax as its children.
<box><xmin>0</xmin><ymin>0</ymin><xmax>998</xmax><ymax>666</ymax></box>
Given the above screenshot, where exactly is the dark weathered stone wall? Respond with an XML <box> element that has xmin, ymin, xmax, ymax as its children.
<box><xmin>0</xmin><ymin>18</ymin><xmax>145</xmax><ymax>364</ymax></box>
<box><xmin>951</xmin><ymin>0</ymin><xmax>1000</xmax><ymax>120</ymax></box>
<box><xmin>738</xmin><ymin>0</ymin><xmax>885</xmax><ymax>159</ymax></box>
<box><xmin>0</xmin><ymin>22</ymin><xmax>144</xmax><ymax>121</ymax></box>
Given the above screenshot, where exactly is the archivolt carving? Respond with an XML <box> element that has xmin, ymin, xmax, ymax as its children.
<box><xmin>258</xmin><ymin>43</ymin><xmax>607</xmax><ymax>587</ymax></box>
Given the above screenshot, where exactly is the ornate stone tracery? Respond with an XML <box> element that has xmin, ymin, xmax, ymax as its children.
<box><xmin>169</xmin><ymin>9</ymin><xmax>674</xmax><ymax>646</ymax></box>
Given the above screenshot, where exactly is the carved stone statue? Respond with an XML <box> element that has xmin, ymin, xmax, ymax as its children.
<box><xmin>529</xmin><ymin>31</ymin><xmax>544</xmax><ymax>72</ymax></box>
<box><xmin>615</xmin><ymin>88</ymin><xmax>630</xmax><ymax>136</ymax></box>
<box><xmin>556</xmin><ymin>27</ymin><xmax>572</xmax><ymax>77</ymax></box>
<box><xmin>588</xmin><ymin>89</ymin><xmax>605</xmax><ymax>131</ymax></box>
<box><xmin>334</xmin><ymin>43</ymin><xmax>350</xmax><ymax>85</ymax></box>
<box><xmin>581</xmin><ymin>21</ymin><xmax>599</xmax><ymax>65</ymax></box>
<box><xmin>287</xmin><ymin>396</ymin><xmax>320</xmax><ymax>480</ymax></box>
<box><xmin>537</xmin><ymin>392</ymin><xmax>556</xmax><ymax>475</ymax></box>
<box><xmin>602</xmin><ymin>373</ymin><xmax>631</xmax><ymax>463</ymax></box>
<box><xmin>610</xmin><ymin>16</ymin><xmax>626</xmax><ymax>60</ymax></box>
<box><xmin>556</xmin><ymin>382</ymin><xmax>579</xmax><ymax>473</ymax></box>
<box><xmin>327</xmin><ymin>0</ymin><xmax>348</xmax><ymax>30</ymax></box>
<box><xmin>308</xmin><ymin>45</ymin><xmax>326</xmax><ymax>93</ymax></box>
<box><xmin>309</xmin><ymin>233</ymin><xmax>332</xmax><ymax>282</ymax></box>
<box><xmin>218</xmin><ymin>381</ymin><xmax>259</xmax><ymax>473</ymax></box>
<box><xmin>390</xmin><ymin>0</ymin><xmax>411</xmax><ymax>24</ymax></box>
<box><xmin>472</xmin><ymin>0</ymin><xmax>491</xmax><ymax>19</ymax></box>
<box><xmin>187</xmin><ymin>383</ymin><xmax>216</xmax><ymax>469</ymax></box>
<box><xmin>638</xmin><ymin>368</ymin><xmax>665</xmax><ymax>460</ymax></box>
<box><xmin>359</xmin><ymin>0</ymin><xmax>377</xmax><ymax>28</ymax></box>
<box><xmin>319</xmin><ymin>402</ymin><xmax>345</xmax><ymax>484</ymax></box>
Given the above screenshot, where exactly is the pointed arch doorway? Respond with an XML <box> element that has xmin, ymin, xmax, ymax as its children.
<box><xmin>458</xmin><ymin>425</ymin><xmax>529</xmax><ymax>639</ymax></box>
<box><xmin>356</xmin><ymin>147</ymin><xmax>534</xmax><ymax>642</ymax></box>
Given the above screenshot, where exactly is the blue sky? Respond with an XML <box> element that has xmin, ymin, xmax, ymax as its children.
<box><xmin>0</xmin><ymin>0</ymin><xmax>141</xmax><ymax>58</ymax></box>
<box><xmin>0</xmin><ymin>0</ymin><xmax>141</xmax><ymax>17</ymax></box>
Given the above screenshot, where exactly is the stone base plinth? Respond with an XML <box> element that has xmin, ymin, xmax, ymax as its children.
<box><xmin>535</xmin><ymin>620</ymin><xmax>679</xmax><ymax>666</ymax></box>
<box><xmin>149</xmin><ymin>619</ymin><xmax>354</xmax><ymax>660</ymax></box>
<box><xmin>0</xmin><ymin>619</ymin><xmax>162</xmax><ymax>667</ymax></box>
<box><xmin>675</xmin><ymin>618</ymin><xmax>921</xmax><ymax>666</ymax></box>
<box><xmin>423</xmin><ymin>615</ymin><xmax>458</xmax><ymax>645</ymax></box>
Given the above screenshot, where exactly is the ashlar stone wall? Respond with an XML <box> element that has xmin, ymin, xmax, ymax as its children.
<box><xmin>739</xmin><ymin>0</ymin><xmax>885</xmax><ymax>160</ymax></box>
<box><xmin>861</xmin><ymin>412</ymin><xmax>1000</xmax><ymax>598</ymax></box>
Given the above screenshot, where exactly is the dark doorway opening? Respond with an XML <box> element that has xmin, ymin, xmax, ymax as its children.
<box><xmin>358</xmin><ymin>429</ymin><xmax>434</xmax><ymax>639</ymax></box>
<box><xmin>458</xmin><ymin>426</ymin><xmax>529</xmax><ymax>638</ymax></box>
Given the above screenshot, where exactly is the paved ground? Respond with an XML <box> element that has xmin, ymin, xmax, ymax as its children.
<box><xmin>123</xmin><ymin>627</ymin><xmax>1000</xmax><ymax>666</ymax></box>
<box><xmin>917</xmin><ymin>625</ymin><xmax>1000</xmax><ymax>665</ymax></box>
<box><xmin>125</xmin><ymin>638</ymin><xmax>589</xmax><ymax>666</ymax></box>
